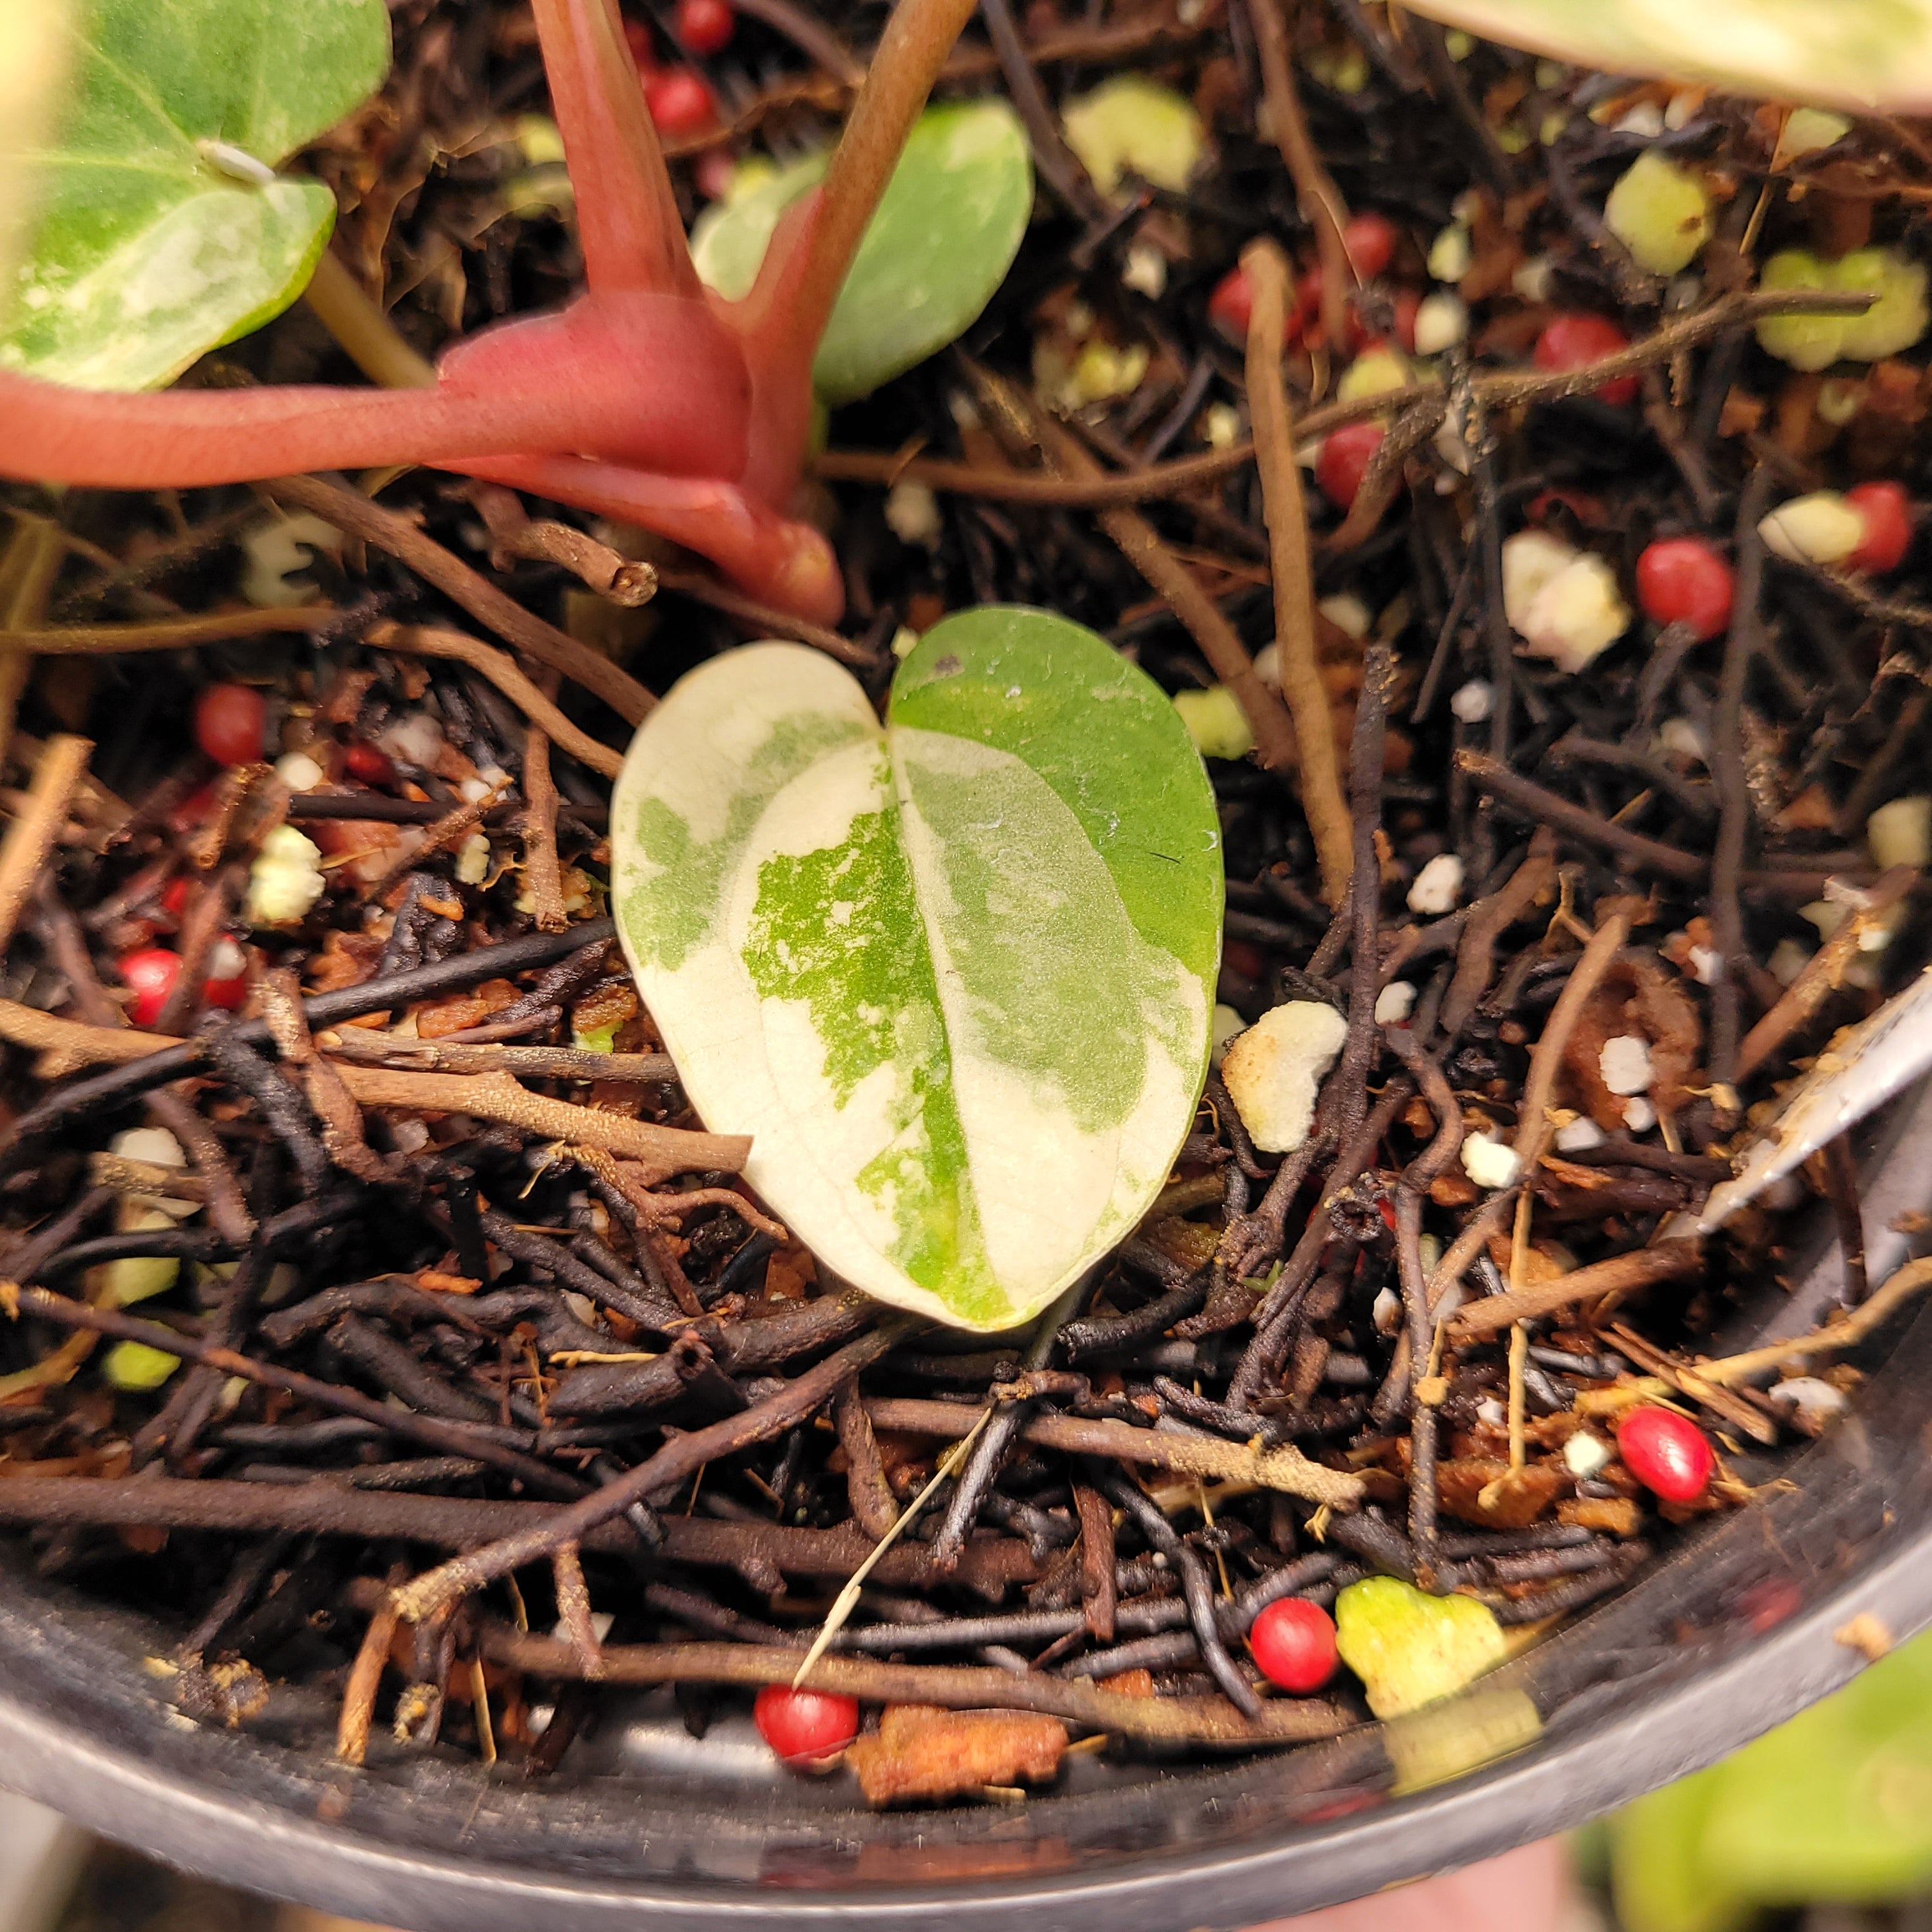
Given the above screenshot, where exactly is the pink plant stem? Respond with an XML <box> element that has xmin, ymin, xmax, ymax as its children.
<box><xmin>746</xmin><ymin>0</ymin><xmax>984</xmax><ymax>362</ymax></box>
<box><xmin>532</xmin><ymin>0</ymin><xmax>700</xmax><ymax>299</ymax></box>
<box><xmin>0</xmin><ymin>299</ymin><xmax>751</xmax><ymax>491</ymax></box>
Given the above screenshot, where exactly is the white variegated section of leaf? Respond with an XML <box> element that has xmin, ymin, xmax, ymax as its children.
<box><xmin>611</xmin><ymin>641</ymin><xmax>1212</xmax><ymax>1332</ymax></box>
<box><xmin>891</xmin><ymin>726</ymin><xmax>1202</xmax><ymax>1308</ymax></box>
<box><xmin>1401</xmin><ymin>0</ymin><xmax>1932</xmax><ymax>112</ymax></box>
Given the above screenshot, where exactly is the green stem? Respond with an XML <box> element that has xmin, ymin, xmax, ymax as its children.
<box><xmin>302</xmin><ymin>250</ymin><xmax>438</xmax><ymax>390</ymax></box>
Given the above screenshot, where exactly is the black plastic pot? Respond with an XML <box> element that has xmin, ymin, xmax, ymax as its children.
<box><xmin>4</xmin><ymin>1082</ymin><xmax>1931</xmax><ymax>1932</ymax></box>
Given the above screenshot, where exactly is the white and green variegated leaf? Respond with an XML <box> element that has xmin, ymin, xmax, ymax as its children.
<box><xmin>1402</xmin><ymin>0</ymin><xmax>1932</xmax><ymax>112</ymax></box>
<box><xmin>2</xmin><ymin>0</ymin><xmax>390</xmax><ymax>390</ymax></box>
<box><xmin>611</xmin><ymin>609</ymin><xmax>1222</xmax><ymax>1333</ymax></box>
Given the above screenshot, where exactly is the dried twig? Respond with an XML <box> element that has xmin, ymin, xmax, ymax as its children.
<box><xmin>365</xmin><ymin>623</ymin><xmax>623</xmax><ymax>779</ymax></box>
<box><xmin>389</xmin><ymin>1324</ymin><xmax>903</xmax><ymax>1625</ymax></box>
<box><xmin>862</xmin><ymin>1395</ymin><xmax>1365</xmax><ymax>1504</ymax></box>
<box><xmin>0</xmin><ymin>512</ymin><xmax>64</xmax><ymax>769</ymax></box>
<box><xmin>1030</xmin><ymin>414</ymin><xmax>1300</xmax><ymax>770</ymax></box>
<box><xmin>1248</xmin><ymin>0</ymin><xmax>1353</xmax><ymax>347</ymax></box>
<box><xmin>1736</xmin><ymin>865</ymin><xmax>1919</xmax><ymax>1079</ymax></box>
<box><xmin>654</xmin><ymin>569</ymin><xmax>876</xmax><ymax>667</ymax></box>
<box><xmin>0</xmin><ymin>735</ymin><xmax>90</xmax><ymax>953</ymax></box>
<box><xmin>1244</xmin><ymin>239</ymin><xmax>1353</xmax><ymax>906</ymax></box>
<box><xmin>1710</xmin><ymin>469</ymin><xmax>1777</xmax><ymax>1094</ymax></box>
<box><xmin>1513</xmin><ymin>913</ymin><xmax>1632</xmax><ymax>1170</ymax></box>
<box><xmin>8</xmin><ymin>1286</ymin><xmax>582</xmax><ymax>1497</ymax></box>
<box><xmin>361</xmin><ymin>779</ymin><xmax>507</xmax><ymax>894</ymax></box>
<box><xmin>482</xmin><ymin>1629</ymin><xmax>1352</xmax><ymax>1749</ymax></box>
<box><xmin>325</xmin><ymin>1067</ymin><xmax>746</xmax><ymax>1175</ymax></box>
<box><xmin>264</xmin><ymin>474</ymin><xmax>654</xmax><ymax>725</ymax></box>
<box><xmin>0</xmin><ymin>608</ymin><xmax>333</xmax><ymax>655</ymax></box>
<box><xmin>337</xmin><ymin>1599</ymin><xmax>399</xmax><ymax>1765</ymax></box>
<box><xmin>1695</xmin><ymin>1256</ymin><xmax>1932</xmax><ymax>1386</ymax></box>
<box><xmin>314</xmin><ymin>1031</ymin><xmax>675</xmax><ymax>1084</ymax></box>
<box><xmin>519</xmin><ymin>663</ymin><xmax>570</xmax><ymax>933</ymax></box>
<box><xmin>1457</xmin><ymin>753</ymin><xmax>1706</xmax><ymax>881</ymax></box>
<box><xmin>1448</xmin><ymin>1239</ymin><xmax>1705</xmax><ymax>1342</ymax></box>
<box><xmin>467</xmin><ymin>484</ymin><xmax>657</xmax><ymax>606</ymax></box>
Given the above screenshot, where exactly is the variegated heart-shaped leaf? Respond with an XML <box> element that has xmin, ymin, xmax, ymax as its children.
<box><xmin>610</xmin><ymin>609</ymin><xmax>1222</xmax><ymax>1331</ymax></box>
<box><xmin>3</xmin><ymin>0</ymin><xmax>391</xmax><ymax>390</ymax></box>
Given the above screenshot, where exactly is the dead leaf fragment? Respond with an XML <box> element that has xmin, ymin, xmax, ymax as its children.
<box><xmin>845</xmin><ymin>1704</ymin><xmax>1070</xmax><ymax>1806</ymax></box>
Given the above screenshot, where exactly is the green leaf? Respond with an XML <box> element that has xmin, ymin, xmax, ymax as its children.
<box><xmin>688</xmin><ymin>152</ymin><xmax>830</xmax><ymax>303</ymax></box>
<box><xmin>1611</xmin><ymin>1767</ymin><xmax>1752</xmax><ymax>1932</ymax></box>
<box><xmin>1610</xmin><ymin>1632</ymin><xmax>1932</xmax><ymax>1925</ymax></box>
<box><xmin>1399</xmin><ymin>0</ymin><xmax>1932</xmax><ymax>113</ymax></box>
<box><xmin>689</xmin><ymin>99</ymin><xmax>1034</xmax><ymax>406</ymax></box>
<box><xmin>2</xmin><ymin>0</ymin><xmax>391</xmax><ymax>390</ymax></box>
<box><xmin>1699</xmin><ymin>1634</ymin><xmax>1932</xmax><ymax>1903</ymax></box>
<box><xmin>610</xmin><ymin>608</ymin><xmax>1222</xmax><ymax>1332</ymax></box>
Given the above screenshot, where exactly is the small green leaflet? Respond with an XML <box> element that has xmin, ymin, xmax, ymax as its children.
<box><xmin>611</xmin><ymin>609</ymin><xmax>1222</xmax><ymax>1332</ymax></box>
<box><xmin>1611</xmin><ymin>1630</ymin><xmax>1932</xmax><ymax>1932</ymax></box>
<box><xmin>2</xmin><ymin>0</ymin><xmax>390</xmax><ymax>391</ymax></box>
<box><xmin>689</xmin><ymin>99</ymin><xmax>1034</xmax><ymax>407</ymax></box>
<box><xmin>1401</xmin><ymin>0</ymin><xmax>1932</xmax><ymax>112</ymax></box>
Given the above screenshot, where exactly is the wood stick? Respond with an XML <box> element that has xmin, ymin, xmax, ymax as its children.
<box><xmin>480</xmin><ymin>1629</ymin><xmax>1353</xmax><ymax>1750</ymax></box>
<box><xmin>1736</xmin><ymin>864</ymin><xmax>1917</xmax><ymax>1079</ymax></box>
<box><xmin>264</xmin><ymin>474</ymin><xmax>654</xmax><ymax>726</ymax></box>
<box><xmin>337</xmin><ymin>1600</ymin><xmax>399</xmax><ymax>1765</ymax></box>
<box><xmin>314</xmin><ymin>1030</ymin><xmax>676</xmax><ymax>1084</ymax></box>
<box><xmin>1036</xmin><ymin>417</ymin><xmax>1301</xmax><ymax>772</ymax></box>
<box><xmin>0</xmin><ymin>608</ymin><xmax>332</xmax><ymax>654</ymax></box>
<box><xmin>0</xmin><ymin>512</ymin><xmax>65</xmax><ymax>769</ymax></box>
<box><xmin>468</xmin><ymin>482</ymin><xmax>657</xmax><ymax>607</ymax></box>
<box><xmin>1248</xmin><ymin>0</ymin><xmax>1352</xmax><ymax>348</ymax></box>
<box><xmin>863</xmin><ymin>1396</ymin><xmax>1365</xmax><ymax>1505</ymax></box>
<box><xmin>365</xmin><ymin>622</ymin><xmax>623</xmax><ymax>778</ymax></box>
<box><xmin>0</xmin><ymin>734</ymin><xmax>90</xmax><ymax>953</ymax></box>
<box><xmin>1447</xmin><ymin>1239</ymin><xmax>1705</xmax><ymax>1342</ymax></box>
<box><xmin>1513</xmin><ymin>912</ymin><xmax>1632</xmax><ymax>1168</ymax></box>
<box><xmin>655</xmin><ymin>568</ymin><xmax>875</xmax><ymax>668</ymax></box>
<box><xmin>0</xmin><ymin>1000</ymin><xmax>733</xmax><ymax>1170</ymax></box>
<box><xmin>0</xmin><ymin>1478</ymin><xmax>1042</xmax><ymax>1591</ymax></box>
<box><xmin>323</xmin><ymin>1066</ymin><xmax>746</xmax><ymax>1174</ymax></box>
<box><xmin>1694</xmin><ymin>1255</ymin><xmax>1932</xmax><ymax>1387</ymax></box>
<box><xmin>813</xmin><ymin>294</ymin><xmax>1869</xmax><ymax>509</ymax></box>
<box><xmin>1457</xmin><ymin>751</ymin><xmax>1707</xmax><ymax>881</ymax></box>
<box><xmin>389</xmin><ymin>1324</ymin><xmax>902</xmax><ymax>1623</ymax></box>
<box><xmin>360</xmin><ymin>779</ymin><xmax>506</xmax><ymax>894</ymax></box>
<box><xmin>519</xmin><ymin>663</ymin><xmax>570</xmax><ymax>933</ymax></box>
<box><xmin>8</xmin><ymin>1287</ymin><xmax>581</xmax><ymax>1498</ymax></box>
<box><xmin>1243</xmin><ymin>238</ymin><xmax>1353</xmax><ymax>907</ymax></box>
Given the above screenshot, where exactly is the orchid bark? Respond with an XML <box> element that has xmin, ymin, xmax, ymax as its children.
<box><xmin>0</xmin><ymin>0</ymin><xmax>980</xmax><ymax>624</ymax></box>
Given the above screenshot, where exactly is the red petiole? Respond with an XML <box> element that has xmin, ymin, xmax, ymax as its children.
<box><xmin>0</xmin><ymin>0</ymin><xmax>979</xmax><ymax>624</ymax></box>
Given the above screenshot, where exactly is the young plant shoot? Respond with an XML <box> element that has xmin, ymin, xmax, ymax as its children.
<box><xmin>611</xmin><ymin>611</ymin><xmax>1223</xmax><ymax>1330</ymax></box>
<box><xmin>0</xmin><ymin>0</ymin><xmax>1032</xmax><ymax>621</ymax></box>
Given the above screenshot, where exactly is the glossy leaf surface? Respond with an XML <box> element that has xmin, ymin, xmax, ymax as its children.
<box><xmin>2</xmin><ymin>0</ymin><xmax>390</xmax><ymax>390</ymax></box>
<box><xmin>610</xmin><ymin>609</ymin><xmax>1221</xmax><ymax>1330</ymax></box>
<box><xmin>689</xmin><ymin>98</ymin><xmax>1032</xmax><ymax>405</ymax></box>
